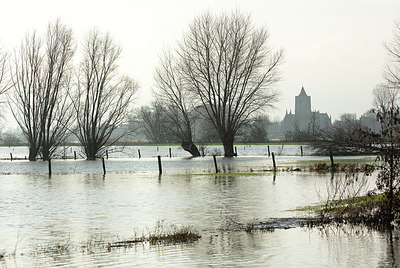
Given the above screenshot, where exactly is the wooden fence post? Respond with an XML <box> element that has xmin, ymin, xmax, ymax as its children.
<box><xmin>102</xmin><ymin>157</ymin><xmax>106</xmax><ymax>175</ymax></box>
<box><xmin>158</xmin><ymin>155</ymin><xmax>162</xmax><ymax>175</ymax></box>
<box><xmin>272</xmin><ymin>152</ymin><xmax>276</xmax><ymax>172</ymax></box>
<box><xmin>48</xmin><ymin>158</ymin><xmax>52</xmax><ymax>175</ymax></box>
<box><xmin>329</xmin><ymin>150</ymin><xmax>335</xmax><ymax>171</ymax></box>
<box><xmin>268</xmin><ymin>145</ymin><xmax>271</xmax><ymax>157</ymax></box>
<box><xmin>213</xmin><ymin>155</ymin><xmax>218</xmax><ymax>173</ymax></box>
<box><xmin>138</xmin><ymin>149</ymin><xmax>141</xmax><ymax>159</ymax></box>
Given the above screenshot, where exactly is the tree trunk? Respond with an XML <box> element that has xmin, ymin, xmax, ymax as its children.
<box><xmin>42</xmin><ymin>148</ymin><xmax>50</xmax><ymax>161</ymax></box>
<box><xmin>42</xmin><ymin>143</ymin><xmax>50</xmax><ymax>161</ymax></box>
<box><xmin>85</xmin><ymin>145</ymin><xmax>97</xmax><ymax>160</ymax></box>
<box><xmin>221</xmin><ymin>135</ymin><xmax>235</xmax><ymax>157</ymax></box>
<box><xmin>28</xmin><ymin>146</ymin><xmax>38</xmax><ymax>161</ymax></box>
<box><xmin>181</xmin><ymin>141</ymin><xmax>201</xmax><ymax>157</ymax></box>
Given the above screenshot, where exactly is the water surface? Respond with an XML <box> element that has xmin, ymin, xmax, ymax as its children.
<box><xmin>0</xmin><ymin>145</ymin><xmax>397</xmax><ymax>267</ymax></box>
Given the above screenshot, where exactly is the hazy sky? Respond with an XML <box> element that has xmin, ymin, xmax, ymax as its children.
<box><xmin>1</xmin><ymin>0</ymin><xmax>399</xmax><ymax>125</ymax></box>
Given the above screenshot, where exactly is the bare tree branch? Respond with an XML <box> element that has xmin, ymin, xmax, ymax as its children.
<box><xmin>154</xmin><ymin>50</ymin><xmax>200</xmax><ymax>156</ymax></box>
<box><xmin>8</xmin><ymin>20</ymin><xmax>75</xmax><ymax>161</ymax></box>
<box><xmin>72</xmin><ymin>30</ymin><xmax>137</xmax><ymax>160</ymax></box>
<box><xmin>177</xmin><ymin>11</ymin><xmax>282</xmax><ymax>156</ymax></box>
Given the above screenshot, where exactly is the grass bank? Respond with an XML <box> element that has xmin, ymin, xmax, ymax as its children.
<box><xmin>298</xmin><ymin>193</ymin><xmax>400</xmax><ymax>227</ymax></box>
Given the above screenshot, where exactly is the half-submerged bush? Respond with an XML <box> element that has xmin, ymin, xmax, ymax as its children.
<box><xmin>309</xmin><ymin>163</ymin><xmax>375</xmax><ymax>173</ymax></box>
<box><xmin>106</xmin><ymin>221</ymin><xmax>201</xmax><ymax>249</ymax></box>
<box><xmin>148</xmin><ymin>223</ymin><xmax>201</xmax><ymax>245</ymax></box>
<box><xmin>306</xmin><ymin>193</ymin><xmax>400</xmax><ymax>228</ymax></box>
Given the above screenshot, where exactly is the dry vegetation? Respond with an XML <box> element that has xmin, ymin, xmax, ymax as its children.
<box><xmin>28</xmin><ymin>221</ymin><xmax>201</xmax><ymax>257</ymax></box>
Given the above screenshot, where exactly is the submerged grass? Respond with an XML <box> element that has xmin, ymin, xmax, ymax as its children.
<box><xmin>106</xmin><ymin>221</ymin><xmax>201</xmax><ymax>248</ymax></box>
<box><xmin>297</xmin><ymin>194</ymin><xmax>393</xmax><ymax>214</ymax></box>
<box><xmin>308</xmin><ymin>162</ymin><xmax>375</xmax><ymax>173</ymax></box>
<box><xmin>174</xmin><ymin>162</ymin><xmax>375</xmax><ymax>177</ymax></box>
<box><xmin>34</xmin><ymin>239</ymin><xmax>71</xmax><ymax>256</ymax></box>
<box><xmin>147</xmin><ymin>222</ymin><xmax>201</xmax><ymax>245</ymax></box>
<box><xmin>244</xmin><ymin>222</ymin><xmax>275</xmax><ymax>233</ymax></box>
<box><xmin>30</xmin><ymin>221</ymin><xmax>201</xmax><ymax>257</ymax></box>
<box><xmin>179</xmin><ymin>172</ymin><xmax>268</xmax><ymax>177</ymax></box>
<box><xmin>297</xmin><ymin>193</ymin><xmax>400</xmax><ymax>228</ymax></box>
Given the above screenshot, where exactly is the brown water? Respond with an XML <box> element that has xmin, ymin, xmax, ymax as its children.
<box><xmin>0</xmin><ymin>148</ymin><xmax>397</xmax><ymax>267</ymax></box>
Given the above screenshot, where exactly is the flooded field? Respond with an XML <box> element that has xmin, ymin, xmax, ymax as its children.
<box><xmin>0</xmin><ymin>145</ymin><xmax>398</xmax><ymax>267</ymax></box>
<box><xmin>0</xmin><ymin>144</ymin><xmax>315</xmax><ymax>160</ymax></box>
<box><xmin>0</xmin><ymin>145</ymin><xmax>375</xmax><ymax>175</ymax></box>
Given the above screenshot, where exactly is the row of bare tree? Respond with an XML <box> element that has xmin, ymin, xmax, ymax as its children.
<box><xmin>0</xmin><ymin>10</ymin><xmax>283</xmax><ymax>159</ymax></box>
<box><xmin>1</xmin><ymin>20</ymin><xmax>137</xmax><ymax>160</ymax></box>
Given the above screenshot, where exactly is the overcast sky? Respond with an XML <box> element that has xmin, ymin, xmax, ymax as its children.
<box><xmin>1</xmin><ymin>0</ymin><xmax>399</xmax><ymax>126</ymax></box>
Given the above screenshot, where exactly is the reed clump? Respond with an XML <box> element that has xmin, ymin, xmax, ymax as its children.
<box><xmin>147</xmin><ymin>222</ymin><xmax>201</xmax><ymax>245</ymax></box>
<box><xmin>30</xmin><ymin>222</ymin><xmax>201</xmax><ymax>257</ymax></box>
<box><xmin>33</xmin><ymin>239</ymin><xmax>71</xmax><ymax>255</ymax></box>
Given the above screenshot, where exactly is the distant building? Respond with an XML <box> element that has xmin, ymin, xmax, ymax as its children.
<box><xmin>281</xmin><ymin>87</ymin><xmax>331</xmax><ymax>134</ymax></box>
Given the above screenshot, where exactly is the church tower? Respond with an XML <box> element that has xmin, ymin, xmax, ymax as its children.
<box><xmin>295</xmin><ymin>87</ymin><xmax>311</xmax><ymax>116</ymax></box>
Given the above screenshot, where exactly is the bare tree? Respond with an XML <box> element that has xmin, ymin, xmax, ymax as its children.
<box><xmin>9</xmin><ymin>21</ymin><xmax>75</xmax><ymax>161</ymax></box>
<box><xmin>0</xmin><ymin>46</ymin><xmax>10</xmax><ymax>97</ymax></box>
<box><xmin>384</xmin><ymin>19</ymin><xmax>400</xmax><ymax>89</ymax></box>
<box><xmin>308</xmin><ymin>112</ymin><xmax>321</xmax><ymax>138</ymax></box>
<box><xmin>72</xmin><ymin>30</ymin><xmax>137</xmax><ymax>160</ymax></box>
<box><xmin>0</xmin><ymin>46</ymin><xmax>11</xmax><ymax>128</ymax></box>
<box><xmin>371</xmin><ymin>84</ymin><xmax>400</xmax><ymax>225</ymax></box>
<box><xmin>355</xmin><ymin>19</ymin><xmax>400</xmax><ymax>225</ymax></box>
<box><xmin>40</xmin><ymin>21</ymin><xmax>75</xmax><ymax>160</ymax></box>
<box><xmin>178</xmin><ymin>11</ymin><xmax>283</xmax><ymax>156</ymax></box>
<box><xmin>9</xmin><ymin>33</ymin><xmax>42</xmax><ymax>160</ymax></box>
<box><xmin>240</xmin><ymin>115</ymin><xmax>270</xmax><ymax>143</ymax></box>
<box><xmin>136</xmin><ymin>103</ymin><xmax>170</xmax><ymax>144</ymax></box>
<box><xmin>154</xmin><ymin>51</ymin><xmax>200</xmax><ymax>156</ymax></box>
<box><xmin>285</xmin><ymin>114</ymin><xmax>321</xmax><ymax>142</ymax></box>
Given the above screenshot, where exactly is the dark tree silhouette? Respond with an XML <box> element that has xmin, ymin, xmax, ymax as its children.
<box><xmin>240</xmin><ymin>115</ymin><xmax>270</xmax><ymax>143</ymax></box>
<box><xmin>9</xmin><ymin>33</ymin><xmax>42</xmax><ymax>160</ymax></box>
<box><xmin>9</xmin><ymin>20</ymin><xmax>75</xmax><ymax>161</ymax></box>
<box><xmin>154</xmin><ymin>51</ymin><xmax>200</xmax><ymax>156</ymax></box>
<box><xmin>72</xmin><ymin>30</ymin><xmax>137</xmax><ymax>160</ymax></box>
<box><xmin>371</xmin><ymin>84</ymin><xmax>400</xmax><ymax>225</ymax></box>
<box><xmin>40</xmin><ymin>22</ymin><xmax>75</xmax><ymax>161</ymax></box>
<box><xmin>137</xmin><ymin>103</ymin><xmax>170</xmax><ymax>144</ymax></box>
<box><xmin>354</xmin><ymin>19</ymin><xmax>400</xmax><ymax>225</ymax></box>
<box><xmin>178</xmin><ymin>11</ymin><xmax>282</xmax><ymax>156</ymax></box>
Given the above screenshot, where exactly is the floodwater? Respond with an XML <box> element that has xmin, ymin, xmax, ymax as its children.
<box><xmin>0</xmin><ymin>145</ymin><xmax>398</xmax><ymax>267</ymax></box>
